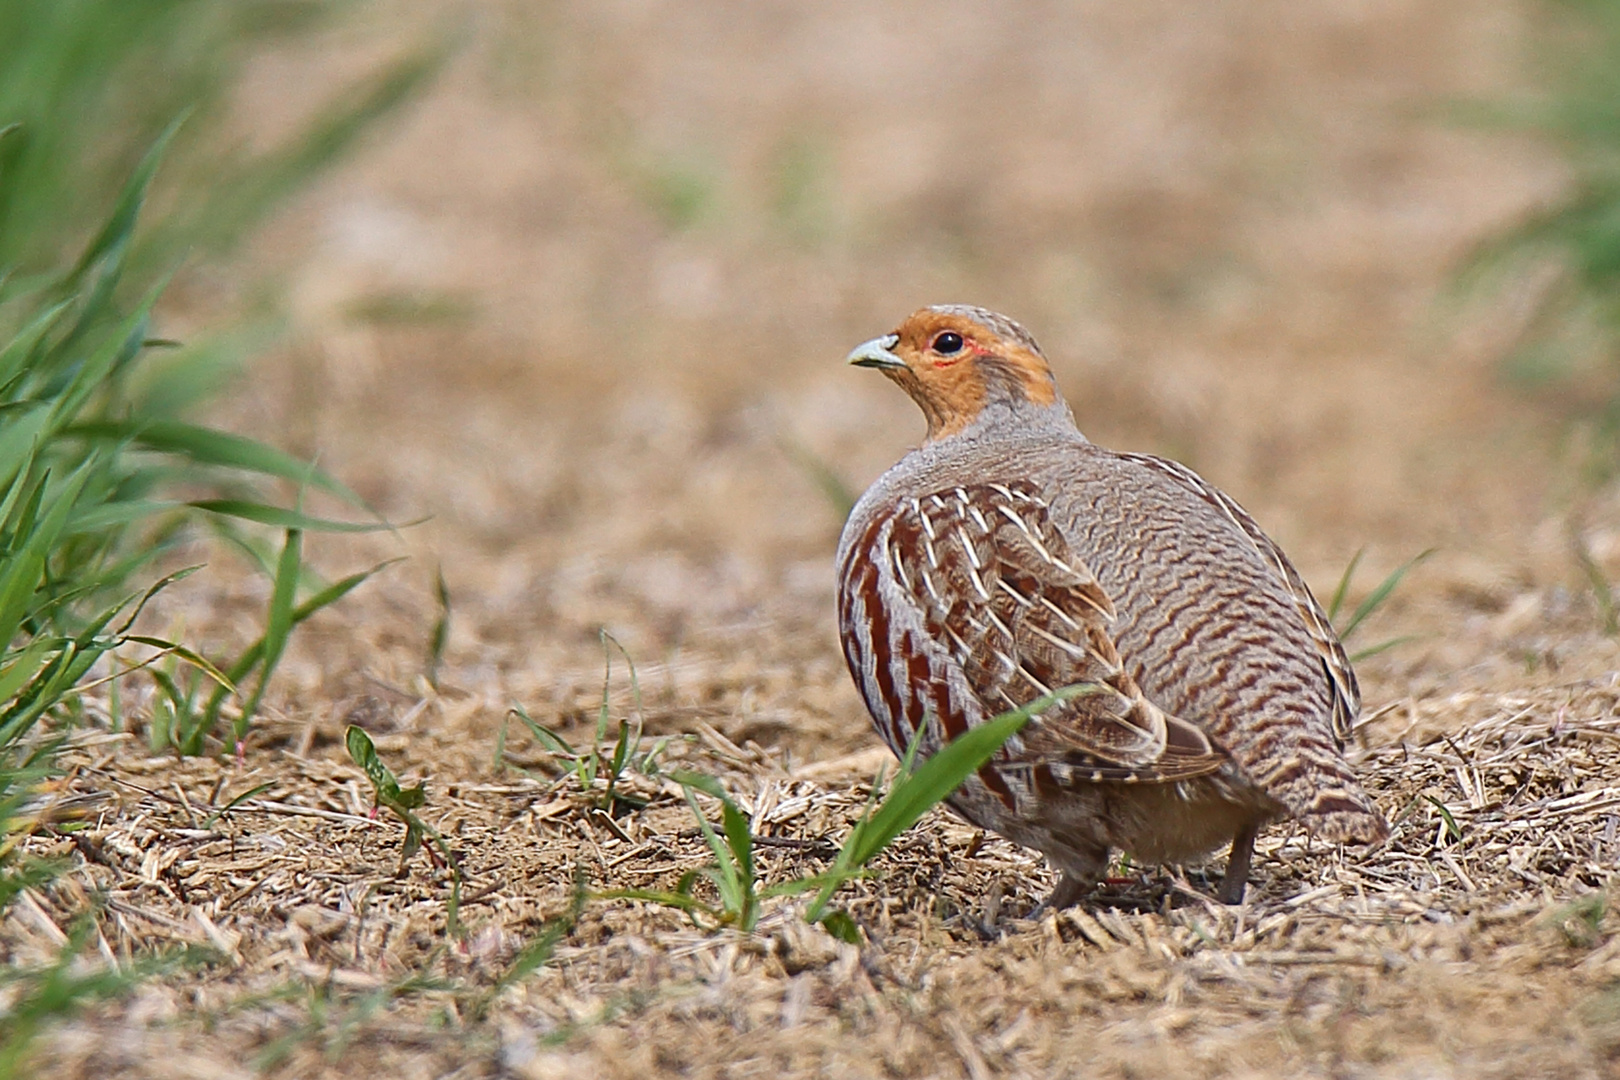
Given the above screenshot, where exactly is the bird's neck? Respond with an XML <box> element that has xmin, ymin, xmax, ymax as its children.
<box><xmin>923</xmin><ymin>394</ymin><xmax>1081</xmax><ymax>446</ymax></box>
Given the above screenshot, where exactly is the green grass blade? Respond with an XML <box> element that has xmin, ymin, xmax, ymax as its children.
<box><xmin>143</xmin><ymin>666</ymin><xmax>188</xmax><ymax>752</ymax></box>
<box><xmin>507</xmin><ymin>705</ymin><xmax>576</xmax><ymax>758</ymax></box>
<box><xmin>0</xmin><ymin>302</ymin><xmax>71</xmax><ymax>396</ymax></box>
<box><xmin>189</xmin><ymin>45</ymin><xmax>450</xmax><ymax>256</ymax></box>
<box><xmin>844</xmin><ymin>688</ymin><xmax>1092</xmax><ymax>868</ymax></box>
<box><xmin>192</xmin><ymin>555</ymin><xmax>400</xmax><ymax>741</ymax></box>
<box><xmin>0</xmin><ymin>552</ymin><xmax>46</xmax><ymax>657</ymax></box>
<box><xmin>66</xmin><ymin>420</ymin><xmax>365</xmax><ymax>506</ymax></box>
<box><xmin>606</xmin><ymin>719</ymin><xmax>632</xmax><ymax>798</ymax></box>
<box><xmin>1327</xmin><ymin>547</ymin><xmax>1365</xmax><ymax>624</ymax></box>
<box><xmin>666</xmin><ymin>770</ymin><xmax>728</xmax><ymax>800</ymax></box>
<box><xmin>187</xmin><ymin>499</ymin><xmax>395</xmax><ymax>533</ymax></box>
<box><xmin>1349</xmin><ymin>635</ymin><xmax>1420</xmax><ymax>663</ymax></box>
<box><xmin>120</xmin><ymin>636</ymin><xmax>234</xmax><ymax>694</ymax></box>
<box><xmin>474</xmin><ymin>878</ymin><xmax>586</xmax><ymax>1017</ymax></box>
<box><xmin>600</xmin><ymin>629</ymin><xmax>643</xmax><ymax>722</ymax></box>
<box><xmin>291</xmin><ymin>560</ymin><xmax>403</xmax><ymax>623</ymax></box>
<box><xmin>1423</xmin><ymin>794</ymin><xmax>1463</xmax><ymax>845</ymax></box>
<box><xmin>776</xmin><ymin>435</ymin><xmax>856</xmax><ymax>519</ymax></box>
<box><xmin>235</xmin><ymin>528</ymin><xmax>300</xmax><ymax>740</ymax></box>
<box><xmin>593</xmin><ymin>886</ymin><xmax>711</xmax><ymax>922</ymax></box>
<box><xmin>204</xmin><ymin>782</ymin><xmax>276</xmax><ymax>826</ymax></box>
<box><xmin>1339</xmin><ymin>549</ymin><xmax>1436</xmax><ymax>641</ymax></box>
<box><xmin>0</xmin><ymin>639</ymin><xmax>54</xmax><ymax>708</ymax></box>
<box><xmin>427</xmin><ymin>565</ymin><xmax>449</xmax><ymax>687</ymax></box>
<box><xmin>682</xmin><ymin>785</ymin><xmax>744</xmax><ymax>916</ymax></box>
<box><xmin>45</xmin><ymin>277</ymin><xmax>170</xmax><ymax>425</ymax></box>
<box><xmin>0</xmin><ymin>641</ymin><xmax>105</xmax><ymax>747</ymax></box>
<box><xmin>720</xmin><ymin>796</ymin><xmax>756</xmax><ymax>926</ymax></box>
<box><xmin>0</xmin><ymin>407</ymin><xmax>47</xmax><ymax>501</ymax></box>
<box><xmin>0</xmin><ymin>463</ymin><xmax>95</xmax><ymax>647</ymax></box>
<box><xmin>760</xmin><ymin>872</ymin><xmax>870</xmax><ymax>900</ymax></box>
<box><xmin>64</xmin><ymin>499</ymin><xmax>184</xmax><ymax>535</ymax></box>
<box><xmin>594</xmin><ymin>630</ymin><xmax>615</xmax><ymax>749</ymax></box>
<box><xmin>63</xmin><ymin>114</ymin><xmax>185</xmax><ymax>288</ymax></box>
<box><xmin>804</xmin><ymin>688</ymin><xmax>1096</xmax><ymax>923</ymax></box>
<box><xmin>111</xmin><ymin>565</ymin><xmax>202</xmax><ymax>634</ymax></box>
<box><xmin>4</xmin><ymin>465</ymin><xmax>53</xmax><ymax>556</ymax></box>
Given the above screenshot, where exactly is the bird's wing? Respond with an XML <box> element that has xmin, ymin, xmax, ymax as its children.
<box><xmin>883</xmin><ymin>482</ymin><xmax>1227</xmax><ymax>783</ymax></box>
<box><xmin>1115</xmin><ymin>452</ymin><xmax>1360</xmax><ymax>743</ymax></box>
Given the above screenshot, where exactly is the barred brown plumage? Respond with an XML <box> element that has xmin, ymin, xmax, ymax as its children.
<box><xmin>836</xmin><ymin>304</ymin><xmax>1388</xmax><ymax>908</ymax></box>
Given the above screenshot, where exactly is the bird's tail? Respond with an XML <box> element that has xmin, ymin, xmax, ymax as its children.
<box><xmin>1247</xmin><ymin>733</ymin><xmax>1389</xmax><ymax>844</ymax></box>
<box><xmin>1297</xmin><ymin>778</ymin><xmax>1389</xmax><ymax>845</ymax></box>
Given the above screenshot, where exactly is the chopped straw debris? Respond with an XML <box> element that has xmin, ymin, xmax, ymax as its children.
<box><xmin>9</xmin><ymin>676</ymin><xmax>1620</xmax><ymax>1078</ymax></box>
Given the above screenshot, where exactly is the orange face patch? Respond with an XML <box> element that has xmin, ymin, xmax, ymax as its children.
<box><xmin>877</xmin><ymin>308</ymin><xmax>1059</xmax><ymax>439</ymax></box>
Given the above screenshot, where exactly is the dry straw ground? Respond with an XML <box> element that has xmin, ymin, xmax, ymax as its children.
<box><xmin>12</xmin><ymin>1</ymin><xmax>1620</xmax><ymax>1077</ymax></box>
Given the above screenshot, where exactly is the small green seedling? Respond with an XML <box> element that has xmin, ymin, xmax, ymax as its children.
<box><xmin>500</xmin><ymin>631</ymin><xmax>668</xmax><ymax>813</ymax></box>
<box><xmin>345</xmin><ymin>725</ymin><xmax>463</xmax><ymax>938</ymax></box>
<box><xmin>1423</xmin><ymin>794</ymin><xmax>1464</xmax><ymax>847</ymax></box>
<box><xmin>426</xmin><ymin>565</ymin><xmax>451</xmax><ymax>688</ymax></box>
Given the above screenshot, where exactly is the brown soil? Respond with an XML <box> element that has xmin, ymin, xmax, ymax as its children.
<box><xmin>13</xmin><ymin>2</ymin><xmax>1620</xmax><ymax>1077</ymax></box>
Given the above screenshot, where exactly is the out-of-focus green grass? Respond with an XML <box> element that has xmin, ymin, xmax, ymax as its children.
<box><xmin>0</xmin><ymin>8</ymin><xmax>441</xmax><ymax>1068</ymax></box>
<box><xmin>1465</xmin><ymin>0</ymin><xmax>1620</xmax><ymax>478</ymax></box>
<box><xmin>0</xmin><ymin>0</ymin><xmax>445</xmax><ymax>296</ymax></box>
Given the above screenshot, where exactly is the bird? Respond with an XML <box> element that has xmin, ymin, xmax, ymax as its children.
<box><xmin>834</xmin><ymin>304</ymin><xmax>1387</xmax><ymax>908</ymax></box>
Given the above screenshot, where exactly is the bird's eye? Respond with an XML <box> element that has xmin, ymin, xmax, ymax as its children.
<box><xmin>932</xmin><ymin>331</ymin><xmax>964</xmax><ymax>355</ymax></box>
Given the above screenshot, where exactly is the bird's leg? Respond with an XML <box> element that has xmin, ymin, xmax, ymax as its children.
<box><xmin>1034</xmin><ymin>872</ymin><xmax>1093</xmax><ymax>915</ymax></box>
<box><xmin>1217</xmin><ymin>823</ymin><xmax>1260</xmax><ymax>905</ymax></box>
<box><xmin>1027</xmin><ymin>846</ymin><xmax>1107</xmax><ymax>917</ymax></box>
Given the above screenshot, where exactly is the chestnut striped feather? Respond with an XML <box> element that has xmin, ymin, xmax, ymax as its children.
<box><xmin>836</xmin><ymin>481</ymin><xmax>1227</xmax><ymax>793</ymax></box>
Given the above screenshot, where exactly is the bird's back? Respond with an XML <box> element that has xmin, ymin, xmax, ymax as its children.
<box><xmin>1042</xmin><ymin>446</ymin><xmax>1340</xmax><ymax>788</ymax></box>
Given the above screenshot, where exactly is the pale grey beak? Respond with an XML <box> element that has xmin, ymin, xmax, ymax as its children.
<box><xmin>846</xmin><ymin>333</ymin><xmax>904</xmax><ymax>369</ymax></box>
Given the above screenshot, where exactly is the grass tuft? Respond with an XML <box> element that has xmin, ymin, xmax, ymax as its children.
<box><xmin>1329</xmin><ymin>547</ymin><xmax>1434</xmax><ymax>662</ymax></box>
<box><xmin>600</xmin><ymin>685</ymin><xmax>1097</xmax><ymax>938</ymax></box>
<box><xmin>500</xmin><ymin>631</ymin><xmax>668</xmax><ymax>814</ymax></box>
<box><xmin>0</xmin><ymin>8</ymin><xmax>442</xmax><ymax>1069</ymax></box>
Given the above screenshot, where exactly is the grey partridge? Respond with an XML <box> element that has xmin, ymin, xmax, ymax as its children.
<box><xmin>834</xmin><ymin>305</ymin><xmax>1387</xmax><ymax>908</ymax></box>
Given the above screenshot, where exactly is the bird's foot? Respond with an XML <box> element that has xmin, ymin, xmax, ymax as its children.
<box><xmin>1025</xmin><ymin>871</ymin><xmax>1095</xmax><ymax>918</ymax></box>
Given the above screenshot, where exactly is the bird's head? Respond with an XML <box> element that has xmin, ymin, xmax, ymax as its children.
<box><xmin>846</xmin><ymin>305</ymin><xmax>1060</xmax><ymax>441</ymax></box>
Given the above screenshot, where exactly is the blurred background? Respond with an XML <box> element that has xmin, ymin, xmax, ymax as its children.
<box><xmin>11</xmin><ymin>0</ymin><xmax>1620</xmax><ymax>759</ymax></box>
